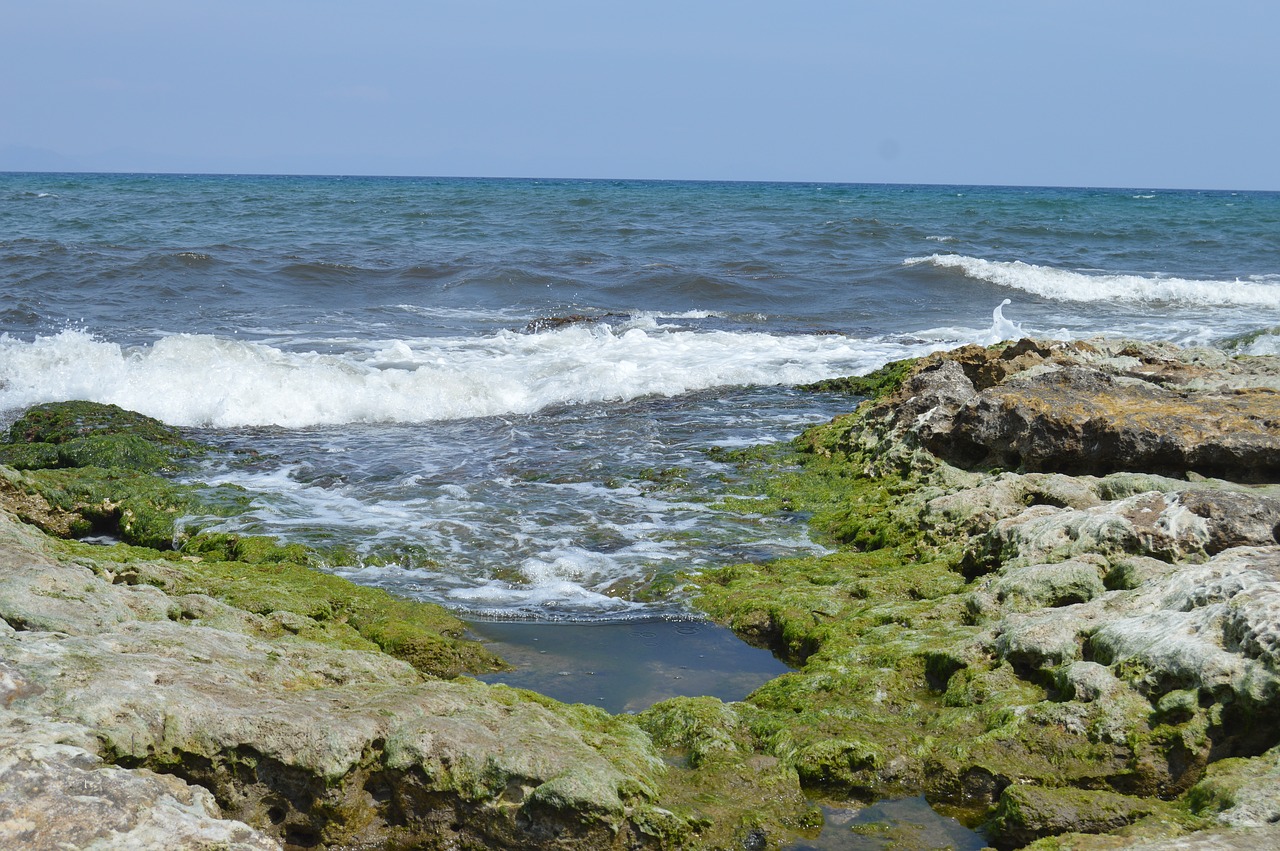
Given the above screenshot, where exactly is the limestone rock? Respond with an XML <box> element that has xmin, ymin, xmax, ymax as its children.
<box><xmin>990</xmin><ymin>558</ymin><xmax>1107</xmax><ymax>611</ymax></box>
<box><xmin>856</xmin><ymin>339</ymin><xmax>1280</xmax><ymax>483</ymax></box>
<box><xmin>0</xmin><ymin>730</ymin><xmax>281</xmax><ymax>851</ymax></box>
<box><xmin>924</xmin><ymin>367</ymin><xmax>1280</xmax><ymax>482</ymax></box>
<box><xmin>1056</xmin><ymin>661</ymin><xmax>1123</xmax><ymax>702</ymax></box>
<box><xmin>0</xmin><ymin>656</ymin><xmax>279</xmax><ymax>850</ymax></box>
<box><xmin>0</xmin><ymin>512</ymin><xmax>676</xmax><ymax>850</ymax></box>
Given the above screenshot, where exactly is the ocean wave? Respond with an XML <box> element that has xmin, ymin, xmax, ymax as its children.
<box><xmin>904</xmin><ymin>253</ymin><xmax>1280</xmax><ymax>307</ymax></box>
<box><xmin>0</xmin><ymin>325</ymin><xmax>938</xmax><ymax>428</ymax></box>
<box><xmin>1218</xmin><ymin>326</ymin><xmax>1280</xmax><ymax>356</ymax></box>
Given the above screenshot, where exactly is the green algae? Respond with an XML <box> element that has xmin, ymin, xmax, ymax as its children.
<box><xmin>986</xmin><ymin>785</ymin><xmax>1180</xmax><ymax>849</ymax></box>
<box><xmin>52</xmin><ymin>535</ymin><xmax>506</xmax><ymax>679</ymax></box>
<box><xmin>0</xmin><ymin>402</ymin><xmax>250</xmax><ymax>549</ymax></box>
<box><xmin>10</xmin><ymin>376</ymin><xmax>1274</xmax><ymax>848</ymax></box>
<box><xmin>0</xmin><ymin>401</ymin><xmax>511</xmax><ymax>680</ymax></box>
<box><xmin>683</xmin><ymin>399</ymin><xmax>1223</xmax><ymax>844</ymax></box>
<box><xmin>799</xmin><ymin>358</ymin><xmax>921</xmax><ymax>400</ymax></box>
<box><xmin>1</xmin><ymin>401</ymin><xmax>203</xmax><ymax>472</ymax></box>
<box><xmin>635</xmin><ymin>696</ymin><xmax>819</xmax><ymax>849</ymax></box>
<box><xmin>8</xmin><ymin>465</ymin><xmax>252</xmax><ymax>549</ymax></box>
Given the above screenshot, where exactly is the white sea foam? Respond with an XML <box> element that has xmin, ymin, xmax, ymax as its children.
<box><xmin>986</xmin><ymin>299</ymin><xmax>1024</xmax><ymax>345</ymax></box>
<box><xmin>904</xmin><ymin>253</ymin><xmax>1280</xmax><ymax>308</ymax></box>
<box><xmin>1235</xmin><ymin>331</ymin><xmax>1280</xmax><ymax>356</ymax></box>
<box><xmin>0</xmin><ymin>324</ymin><xmax>952</xmax><ymax>428</ymax></box>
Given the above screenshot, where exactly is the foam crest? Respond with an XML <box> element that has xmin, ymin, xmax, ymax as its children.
<box><xmin>0</xmin><ymin>325</ymin><xmax>915</xmax><ymax>428</ymax></box>
<box><xmin>905</xmin><ymin>253</ymin><xmax>1280</xmax><ymax>307</ymax></box>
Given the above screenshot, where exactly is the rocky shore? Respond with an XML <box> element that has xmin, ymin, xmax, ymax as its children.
<box><xmin>3</xmin><ymin>338</ymin><xmax>1280</xmax><ymax>849</ymax></box>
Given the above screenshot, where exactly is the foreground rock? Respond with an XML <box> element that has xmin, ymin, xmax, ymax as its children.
<box><xmin>0</xmin><ymin>515</ymin><xmax>688</xmax><ymax>849</ymax></box>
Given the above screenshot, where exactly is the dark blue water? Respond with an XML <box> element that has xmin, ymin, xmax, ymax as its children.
<box><xmin>4</xmin><ymin>175</ymin><xmax>1278</xmax><ymax>346</ymax></box>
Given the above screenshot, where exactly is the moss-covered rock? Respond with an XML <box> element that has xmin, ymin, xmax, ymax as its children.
<box><xmin>51</xmin><ymin>535</ymin><xmax>505</xmax><ymax>680</ymax></box>
<box><xmin>3</xmin><ymin>464</ymin><xmax>251</xmax><ymax>548</ymax></box>
<box><xmin>683</xmin><ymin>340</ymin><xmax>1280</xmax><ymax>847</ymax></box>
<box><xmin>7</xmin><ymin>341</ymin><xmax>1280</xmax><ymax>850</ymax></box>
<box><xmin>635</xmin><ymin>696</ymin><xmax>818</xmax><ymax>848</ymax></box>
<box><xmin>987</xmin><ymin>785</ymin><xmax>1175</xmax><ymax>849</ymax></box>
<box><xmin>799</xmin><ymin>357</ymin><xmax>921</xmax><ymax>399</ymax></box>
<box><xmin>0</xmin><ymin>402</ymin><xmax>244</xmax><ymax>549</ymax></box>
<box><xmin>1</xmin><ymin>401</ymin><xmax>202</xmax><ymax>472</ymax></box>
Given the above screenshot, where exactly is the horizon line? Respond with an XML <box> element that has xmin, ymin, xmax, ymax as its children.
<box><xmin>1</xmin><ymin>169</ymin><xmax>1272</xmax><ymax>196</ymax></box>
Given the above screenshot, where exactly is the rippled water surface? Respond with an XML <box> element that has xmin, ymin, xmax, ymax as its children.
<box><xmin>3</xmin><ymin>173</ymin><xmax>1278</xmax><ymax>619</ymax></box>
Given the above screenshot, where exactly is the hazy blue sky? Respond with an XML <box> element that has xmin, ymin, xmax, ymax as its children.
<box><xmin>3</xmin><ymin>1</ymin><xmax>1277</xmax><ymax>189</ymax></box>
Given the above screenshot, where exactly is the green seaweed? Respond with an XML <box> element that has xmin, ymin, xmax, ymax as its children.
<box><xmin>1</xmin><ymin>401</ymin><xmax>203</xmax><ymax>472</ymax></box>
<box><xmin>54</xmin><ymin>535</ymin><xmax>507</xmax><ymax>678</ymax></box>
<box><xmin>684</xmin><ymin>405</ymin><xmax>1197</xmax><ymax>825</ymax></box>
<box><xmin>11</xmin><ymin>465</ymin><xmax>251</xmax><ymax>549</ymax></box>
<box><xmin>798</xmin><ymin>357</ymin><xmax>921</xmax><ymax>400</ymax></box>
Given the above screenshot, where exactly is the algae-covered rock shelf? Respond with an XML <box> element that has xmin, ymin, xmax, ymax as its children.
<box><xmin>693</xmin><ymin>338</ymin><xmax>1280</xmax><ymax>849</ymax></box>
<box><xmin>4</xmin><ymin>338</ymin><xmax>1280</xmax><ymax>849</ymax></box>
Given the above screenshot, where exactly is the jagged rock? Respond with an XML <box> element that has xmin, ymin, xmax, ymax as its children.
<box><xmin>0</xmin><ymin>657</ymin><xmax>279</xmax><ymax>850</ymax></box>
<box><xmin>970</xmin><ymin>487</ymin><xmax>1280</xmax><ymax>573</ymax></box>
<box><xmin>989</xmin><ymin>558</ymin><xmax>1107</xmax><ymax>611</ymax></box>
<box><xmin>854</xmin><ymin>339</ymin><xmax>1280</xmax><ymax>483</ymax></box>
<box><xmin>5</xmin><ymin>338</ymin><xmax>1280</xmax><ymax>850</ymax></box>
<box><xmin>923</xmin><ymin>367</ymin><xmax>1280</xmax><ymax>482</ymax></box>
<box><xmin>1087</xmin><ymin>548</ymin><xmax>1280</xmax><ymax>706</ymax></box>
<box><xmin>1056</xmin><ymin>661</ymin><xmax>1123</xmax><ymax>702</ymax></box>
<box><xmin>0</xmin><ymin>726</ymin><xmax>281</xmax><ymax>851</ymax></box>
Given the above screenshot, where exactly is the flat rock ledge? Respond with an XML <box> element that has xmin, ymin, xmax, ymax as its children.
<box><xmin>0</xmin><ymin>514</ymin><xmax>684</xmax><ymax>851</ymax></box>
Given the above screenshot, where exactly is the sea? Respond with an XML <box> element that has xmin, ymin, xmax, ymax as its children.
<box><xmin>5</xmin><ymin>173</ymin><xmax>1276</xmax><ymax>846</ymax></box>
<box><xmin>3</xmin><ymin>173</ymin><xmax>1279</xmax><ymax>621</ymax></box>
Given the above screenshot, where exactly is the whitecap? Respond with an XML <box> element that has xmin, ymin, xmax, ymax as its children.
<box><xmin>985</xmin><ymin>299</ymin><xmax>1023</xmax><ymax>345</ymax></box>
<box><xmin>904</xmin><ymin>253</ymin><xmax>1280</xmax><ymax>308</ymax></box>
<box><xmin>0</xmin><ymin>326</ymin><xmax>946</xmax><ymax>428</ymax></box>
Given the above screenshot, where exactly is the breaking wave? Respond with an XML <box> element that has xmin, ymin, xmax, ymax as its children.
<box><xmin>0</xmin><ymin>324</ymin><xmax>931</xmax><ymax>428</ymax></box>
<box><xmin>905</xmin><ymin>253</ymin><xmax>1280</xmax><ymax>308</ymax></box>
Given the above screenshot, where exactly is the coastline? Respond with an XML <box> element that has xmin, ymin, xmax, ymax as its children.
<box><xmin>3</xmin><ymin>337</ymin><xmax>1280</xmax><ymax>849</ymax></box>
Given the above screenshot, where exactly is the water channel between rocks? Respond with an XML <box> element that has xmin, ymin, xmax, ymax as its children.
<box><xmin>467</xmin><ymin>618</ymin><xmax>791</xmax><ymax>713</ymax></box>
<box><xmin>468</xmin><ymin>619</ymin><xmax>990</xmax><ymax>850</ymax></box>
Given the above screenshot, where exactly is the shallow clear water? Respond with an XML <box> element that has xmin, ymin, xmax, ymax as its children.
<box><xmin>789</xmin><ymin>799</ymin><xmax>988</xmax><ymax>851</ymax></box>
<box><xmin>470</xmin><ymin>619</ymin><xmax>792</xmax><ymax>713</ymax></box>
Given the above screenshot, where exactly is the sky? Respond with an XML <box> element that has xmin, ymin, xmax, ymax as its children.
<box><xmin>2</xmin><ymin>0</ymin><xmax>1277</xmax><ymax>190</ymax></box>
